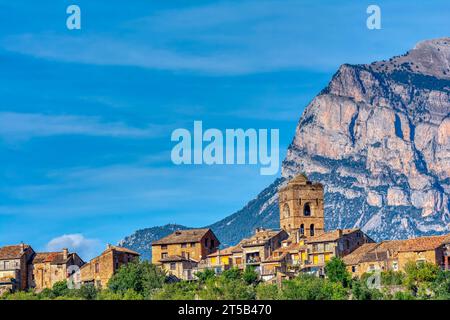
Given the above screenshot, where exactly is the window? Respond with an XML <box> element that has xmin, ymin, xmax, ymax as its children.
<box><xmin>204</xmin><ymin>238</ymin><xmax>209</xmax><ymax>247</ymax></box>
<box><xmin>190</xmin><ymin>243</ymin><xmax>196</xmax><ymax>248</ymax></box>
<box><xmin>95</xmin><ymin>263</ymin><xmax>100</xmax><ymax>273</ymax></box>
<box><xmin>300</xmin><ymin>224</ymin><xmax>304</xmax><ymax>235</ymax></box>
<box><xmin>310</xmin><ymin>224</ymin><xmax>315</xmax><ymax>236</ymax></box>
<box><xmin>161</xmin><ymin>252</ymin><xmax>168</xmax><ymax>259</ymax></box>
<box><xmin>181</xmin><ymin>251</ymin><xmax>186</xmax><ymax>258</ymax></box>
<box><xmin>304</xmin><ymin>203</ymin><xmax>311</xmax><ymax>217</ymax></box>
<box><xmin>161</xmin><ymin>245</ymin><xmax>168</xmax><ymax>250</ymax></box>
<box><xmin>181</xmin><ymin>243</ymin><xmax>187</xmax><ymax>248</ymax></box>
<box><xmin>170</xmin><ymin>263</ymin><xmax>176</xmax><ymax>270</ymax></box>
<box><xmin>283</xmin><ymin>204</ymin><xmax>290</xmax><ymax>218</ymax></box>
<box><xmin>352</xmin><ymin>266</ymin><xmax>356</xmax><ymax>273</ymax></box>
<box><xmin>211</xmin><ymin>239</ymin><xmax>215</xmax><ymax>248</ymax></box>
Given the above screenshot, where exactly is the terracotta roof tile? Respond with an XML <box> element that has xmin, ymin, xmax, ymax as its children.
<box><xmin>307</xmin><ymin>229</ymin><xmax>359</xmax><ymax>243</ymax></box>
<box><xmin>342</xmin><ymin>243</ymin><xmax>379</xmax><ymax>265</ymax></box>
<box><xmin>0</xmin><ymin>244</ymin><xmax>31</xmax><ymax>260</ymax></box>
<box><xmin>152</xmin><ymin>228</ymin><xmax>214</xmax><ymax>245</ymax></box>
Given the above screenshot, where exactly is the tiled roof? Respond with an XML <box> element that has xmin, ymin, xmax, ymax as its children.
<box><xmin>398</xmin><ymin>235</ymin><xmax>448</xmax><ymax>252</ymax></box>
<box><xmin>33</xmin><ymin>252</ymin><xmax>66</xmax><ymax>264</ymax></box>
<box><xmin>0</xmin><ymin>244</ymin><xmax>31</xmax><ymax>260</ymax></box>
<box><xmin>307</xmin><ymin>229</ymin><xmax>359</xmax><ymax>243</ymax></box>
<box><xmin>208</xmin><ymin>245</ymin><xmax>236</xmax><ymax>257</ymax></box>
<box><xmin>152</xmin><ymin>229</ymin><xmax>213</xmax><ymax>245</ymax></box>
<box><xmin>109</xmin><ymin>245</ymin><xmax>140</xmax><ymax>256</ymax></box>
<box><xmin>342</xmin><ymin>243</ymin><xmax>379</xmax><ymax>265</ymax></box>
<box><xmin>241</xmin><ymin>229</ymin><xmax>284</xmax><ymax>247</ymax></box>
<box><xmin>342</xmin><ymin>234</ymin><xmax>450</xmax><ymax>266</ymax></box>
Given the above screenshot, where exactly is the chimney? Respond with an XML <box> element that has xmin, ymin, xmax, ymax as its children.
<box><xmin>338</xmin><ymin>229</ymin><xmax>343</xmax><ymax>238</ymax></box>
<box><xmin>20</xmin><ymin>242</ymin><xmax>25</xmax><ymax>254</ymax></box>
<box><xmin>107</xmin><ymin>244</ymin><xmax>112</xmax><ymax>249</ymax></box>
<box><xmin>62</xmin><ymin>248</ymin><xmax>69</xmax><ymax>260</ymax></box>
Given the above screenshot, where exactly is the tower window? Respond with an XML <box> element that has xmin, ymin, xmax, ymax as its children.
<box><xmin>300</xmin><ymin>224</ymin><xmax>304</xmax><ymax>235</ymax></box>
<box><xmin>310</xmin><ymin>224</ymin><xmax>315</xmax><ymax>236</ymax></box>
<box><xmin>304</xmin><ymin>203</ymin><xmax>311</xmax><ymax>216</ymax></box>
<box><xmin>283</xmin><ymin>204</ymin><xmax>290</xmax><ymax>218</ymax></box>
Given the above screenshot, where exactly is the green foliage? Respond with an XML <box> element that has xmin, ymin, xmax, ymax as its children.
<box><xmin>152</xmin><ymin>281</ymin><xmax>199</xmax><ymax>300</ymax></box>
<box><xmin>78</xmin><ymin>283</ymin><xmax>98</xmax><ymax>300</ymax></box>
<box><xmin>381</xmin><ymin>270</ymin><xmax>405</xmax><ymax>286</ymax></box>
<box><xmin>52</xmin><ymin>281</ymin><xmax>69</xmax><ymax>297</ymax></box>
<box><xmin>1</xmin><ymin>291</ymin><xmax>40</xmax><ymax>300</ymax></box>
<box><xmin>242</xmin><ymin>266</ymin><xmax>259</xmax><ymax>285</ymax></box>
<box><xmin>280</xmin><ymin>274</ymin><xmax>348</xmax><ymax>300</ymax></box>
<box><xmin>350</xmin><ymin>278</ymin><xmax>384</xmax><ymax>300</ymax></box>
<box><xmin>324</xmin><ymin>257</ymin><xmax>351</xmax><ymax>287</ymax></box>
<box><xmin>403</xmin><ymin>261</ymin><xmax>440</xmax><ymax>295</ymax></box>
<box><xmin>195</xmin><ymin>268</ymin><xmax>216</xmax><ymax>283</ymax></box>
<box><xmin>199</xmin><ymin>276</ymin><xmax>256</xmax><ymax>300</ymax></box>
<box><xmin>221</xmin><ymin>267</ymin><xmax>242</xmax><ymax>281</ymax></box>
<box><xmin>432</xmin><ymin>270</ymin><xmax>450</xmax><ymax>300</ymax></box>
<box><xmin>256</xmin><ymin>283</ymin><xmax>280</xmax><ymax>300</ymax></box>
<box><xmin>107</xmin><ymin>260</ymin><xmax>166</xmax><ymax>298</ymax></box>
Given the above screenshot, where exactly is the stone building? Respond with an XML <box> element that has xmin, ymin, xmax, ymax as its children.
<box><xmin>206</xmin><ymin>244</ymin><xmax>240</xmax><ymax>273</ymax></box>
<box><xmin>304</xmin><ymin>229</ymin><xmax>374</xmax><ymax>276</ymax></box>
<box><xmin>80</xmin><ymin>245</ymin><xmax>139</xmax><ymax>288</ymax></box>
<box><xmin>343</xmin><ymin>234</ymin><xmax>450</xmax><ymax>277</ymax></box>
<box><xmin>30</xmin><ymin>249</ymin><xmax>85</xmax><ymax>291</ymax></box>
<box><xmin>278</xmin><ymin>174</ymin><xmax>325</xmax><ymax>238</ymax></box>
<box><xmin>0</xmin><ymin>244</ymin><xmax>35</xmax><ymax>293</ymax></box>
<box><xmin>240</xmin><ymin>228</ymin><xmax>289</xmax><ymax>274</ymax></box>
<box><xmin>151</xmin><ymin>228</ymin><xmax>220</xmax><ymax>280</ymax></box>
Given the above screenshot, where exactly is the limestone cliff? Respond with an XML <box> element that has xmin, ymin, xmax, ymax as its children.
<box><xmin>283</xmin><ymin>38</ymin><xmax>450</xmax><ymax>240</ymax></box>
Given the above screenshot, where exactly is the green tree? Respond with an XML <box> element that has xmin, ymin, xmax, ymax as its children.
<box><xmin>221</xmin><ymin>267</ymin><xmax>242</xmax><ymax>281</ymax></box>
<box><xmin>324</xmin><ymin>257</ymin><xmax>351</xmax><ymax>287</ymax></box>
<box><xmin>108</xmin><ymin>260</ymin><xmax>166</xmax><ymax>298</ymax></box>
<box><xmin>242</xmin><ymin>266</ymin><xmax>259</xmax><ymax>285</ymax></box>
<box><xmin>403</xmin><ymin>261</ymin><xmax>440</xmax><ymax>297</ymax></box>
<box><xmin>52</xmin><ymin>280</ymin><xmax>69</xmax><ymax>297</ymax></box>
<box><xmin>195</xmin><ymin>268</ymin><xmax>216</xmax><ymax>282</ymax></box>
<box><xmin>78</xmin><ymin>283</ymin><xmax>98</xmax><ymax>300</ymax></box>
<box><xmin>152</xmin><ymin>281</ymin><xmax>198</xmax><ymax>300</ymax></box>
<box><xmin>280</xmin><ymin>274</ymin><xmax>348</xmax><ymax>300</ymax></box>
<box><xmin>256</xmin><ymin>283</ymin><xmax>280</xmax><ymax>300</ymax></box>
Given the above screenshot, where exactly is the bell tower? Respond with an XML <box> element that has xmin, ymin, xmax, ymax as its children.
<box><xmin>279</xmin><ymin>174</ymin><xmax>325</xmax><ymax>238</ymax></box>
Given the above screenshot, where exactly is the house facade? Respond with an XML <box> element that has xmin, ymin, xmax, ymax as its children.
<box><xmin>151</xmin><ymin>228</ymin><xmax>220</xmax><ymax>280</ymax></box>
<box><xmin>79</xmin><ymin>245</ymin><xmax>139</xmax><ymax>288</ymax></box>
<box><xmin>0</xmin><ymin>244</ymin><xmax>35</xmax><ymax>293</ymax></box>
<box><xmin>30</xmin><ymin>249</ymin><xmax>85</xmax><ymax>291</ymax></box>
<box><xmin>344</xmin><ymin>235</ymin><xmax>450</xmax><ymax>278</ymax></box>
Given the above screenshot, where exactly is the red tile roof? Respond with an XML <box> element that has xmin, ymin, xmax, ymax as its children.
<box><xmin>152</xmin><ymin>229</ymin><xmax>215</xmax><ymax>245</ymax></box>
<box><xmin>0</xmin><ymin>244</ymin><xmax>31</xmax><ymax>260</ymax></box>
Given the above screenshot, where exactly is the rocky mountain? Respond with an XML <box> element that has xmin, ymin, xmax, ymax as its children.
<box><xmin>284</xmin><ymin>38</ymin><xmax>450</xmax><ymax>240</ymax></box>
<box><xmin>120</xmin><ymin>38</ymin><xmax>450</xmax><ymax>257</ymax></box>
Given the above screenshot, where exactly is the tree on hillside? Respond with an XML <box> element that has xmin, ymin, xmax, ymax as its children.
<box><xmin>324</xmin><ymin>257</ymin><xmax>351</xmax><ymax>287</ymax></box>
<box><xmin>108</xmin><ymin>260</ymin><xmax>166</xmax><ymax>298</ymax></box>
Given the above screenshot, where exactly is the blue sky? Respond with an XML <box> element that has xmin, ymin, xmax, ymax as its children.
<box><xmin>0</xmin><ymin>0</ymin><xmax>449</xmax><ymax>260</ymax></box>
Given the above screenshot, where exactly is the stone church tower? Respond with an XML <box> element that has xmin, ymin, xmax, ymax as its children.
<box><xmin>279</xmin><ymin>174</ymin><xmax>325</xmax><ymax>238</ymax></box>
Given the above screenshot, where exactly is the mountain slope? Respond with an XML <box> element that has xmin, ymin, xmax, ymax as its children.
<box><xmin>283</xmin><ymin>38</ymin><xmax>450</xmax><ymax>240</ymax></box>
<box><xmin>120</xmin><ymin>38</ymin><xmax>450</xmax><ymax>257</ymax></box>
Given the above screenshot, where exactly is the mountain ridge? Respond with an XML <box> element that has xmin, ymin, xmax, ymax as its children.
<box><xmin>120</xmin><ymin>38</ymin><xmax>450</xmax><ymax>259</ymax></box>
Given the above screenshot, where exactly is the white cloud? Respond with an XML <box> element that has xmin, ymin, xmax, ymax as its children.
<box><xmin>0</xmin><ymin>112</ymin><xmax>165</xmax><ymax>141</ymax></box>
<box><xmin>46</xmin><ymin>233</ymin><xmax>102</xmax><ymax>261</ymax></box>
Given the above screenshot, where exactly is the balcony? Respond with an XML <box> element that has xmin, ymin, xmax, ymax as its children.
<box><xmin>246</xmin><ymin>256</ymin><xmax>261</xmax><ymax>265</ymax></box>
